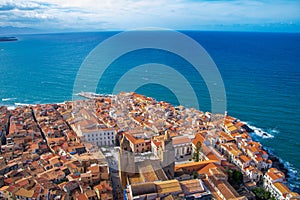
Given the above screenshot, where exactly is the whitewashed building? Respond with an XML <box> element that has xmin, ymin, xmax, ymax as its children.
<box><xmin>172</xmin><ymin>136</ymin><xmax>192</xmax><ymax>158</ymax></box>
<box><xmin>80</xmin><ymin>126</ymin><xmax>116</xmax><ymax>146</ymax></box>
<box><xmin>262</xmin><ymin>168</ymin><xmax>300</xmax><ymax>200</ymax></box>
<box><xmin>71</xmin><ymin>109</ymin><xmax>116</xmax><ymax>146</ymax></box>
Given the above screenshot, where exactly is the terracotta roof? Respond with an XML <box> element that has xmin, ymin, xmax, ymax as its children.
<box><xmin>228</xmin><ymin>126</ymin><xmax>237</xmax><ymax>132</ymax></box>
<box><xmin>215</xmin><ymin>181</ymin><xmax>239</xmax><ymax>199</ymax></box>
<box><xmin>175</xmin><ymin>160</ymin><xmax>218</xmax><ymax>171</ymax></box>
<box><xmin>94</xmin><ymin>184</ymin><xmax>103</xmax><ymax>190</ymax></box>
<box><xmin>202</xmin><ymin>179</ymin><xmax>222</xmax><ymax>200</ymax></box>
<box><xmin>289</xmin><ymin>192</ymin><xmax>300</xmax><ymax>198</ymax></box>
<box><xmin>192</xmin><ymin>133</ymin><xmax>205</xmax><ymax>146</ymax></box>
<box><xmin>172</xmin><ymin>136</ymin><xmax>191</xmax><ymax>145</ymax></box>
<box><xmin>125</xmin><ymin>133</ymin><xmax>144</xmax><ymax>144</ymax></box>
<box><xmin>249</xmin><ymin>146</ymin><xmax>259</xmax><ymax>153</ymax></box>
<box><xmin>5</xmin><ymin>185</ymin><xmax>19</xmax><ymax>193</ymax></box>
<box><xmin>274</xmin><ymin>182</ymin><xmax>290</xmax><ymax>194</ymax></box>
<box><xmin>4</xmin><ymin>178</ymin><xmax>14</xmax><ymax>185</ymax></box>
<box><xmin>15</xmin><ymin>178</ymin><xmax>30</xmax><ymax>187</ymax></box>
<box><xmin>234</xmin><ymin>122</ymin><xmax>245</xmax><ymax>128</ymax></box>
<box><xmin>224</xmin><ymin>122</ymin><xmax>234</xmax><ymax>127</ymax></box>
<box><xmin>88</xmin><ymin>164</ymin><xmax>100</xmax><ymax>174</ymax></box>
<box><xmin>152</xmin><ymin>140</ymin><xmax>162</xmax><ymax>148</ymax></box>
<box><xmin>156</xmin><ymin>180</ymin><xmax>182</xmax><ymax>194</ymax></box>
<box><xmin>239</xmin><ymin>155</ymin><xmax>251</xmax><ymax>163</ymax></box>
<box><xmin>220</xmin><ymin>131</ymin><xmax>234</xmax><ymax>141</ymax></box>
<box><xmin>207</xmin><ymin>152</ymin><xmax>219</xmax><ymax>161</ymax></box>
<box><xmin>15</xmin><ymin>188</ymin><xmax>34</xmax><ymax>198</ymax></box>
<box><xmin>254</xmin><ymin>156</ymin><xmax>263</xmax><ymax>162</ymax></box>
<box><xmin>0</xmin><ymin>186</ymin><xmax>9</xmax><ymax>191</ymax></box>
<box><xmin>225</xmin><ymin>115</ymin><xmax>236</xmax><ymax>121</ymax></box>
<box><xmin>266</xmin><ymin>168</ymin><xmax>285</xmax><ymax>181</ymax></box>
<box><xmin>76</xmin><ymin>194</ymin><xmax>88</xmax><ymax>200</ymax></box>
<box><xmin>180</xmin><ymin>179</ymin><xmax>205</xmax><ymax>194</ymax></box>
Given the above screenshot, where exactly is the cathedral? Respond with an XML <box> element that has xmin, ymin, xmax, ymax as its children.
<box><xmin>118</xmin><ymin>132</ymin><xmax>175</xmax><ymax>189</ymax></box>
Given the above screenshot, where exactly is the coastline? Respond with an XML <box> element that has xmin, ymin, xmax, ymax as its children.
<box><xmin>1</xmin><ymin>92</ymin><xmax>298</xmax><ymax>192</ymax></box>
<box><xmin>239</xmin><ymin>123</ymin><xmax>290</xmax><ymax>175</ymax></box>
<box><xmin>241</xmin><ymin>123</ymin><xmax>299</xmax><ymax>192</ymax></box>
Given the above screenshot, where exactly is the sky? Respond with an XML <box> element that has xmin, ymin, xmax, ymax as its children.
<box><xmin>0</xmin><ymin>0</ymin><xmax>300</xmax><ymax>32</ymax></box>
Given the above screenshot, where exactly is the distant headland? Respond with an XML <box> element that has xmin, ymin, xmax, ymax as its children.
<box><xmin>0</xmin><ymin>36</ymin><xmax>18</xmax><ymax>42</ymax></box>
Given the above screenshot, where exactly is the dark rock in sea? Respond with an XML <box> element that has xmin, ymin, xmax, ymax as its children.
<box><xmin>0</xmin><ymin>37</ymin><xmax>18</xmax><ymax>42</ymax></box>
<box><xmin>242</xmin><ymin>124</ymin><xmax>254</xmax><ymax>133</ymax></box>
<box><xmin>262</xmin><ymin>132</ymin><xmax>268</xmax><ymax>137</ymax></box>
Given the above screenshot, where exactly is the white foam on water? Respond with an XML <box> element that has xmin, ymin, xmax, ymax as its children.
<box><xmin>268</xmin><ymin>128</ymin><xmax>280</xmax><ymax>134</ymax></box>
<box><xmin>2</xmin><ymin>97</ymin><xmax>17</xmax><ymax>102</ymax></box>
<box><xmin>14</xmin><ymin>102</ymin><xmax>30</xmax><ymax>106</ymax></box>
<box><xmin>284</xmin><ymin>162</ymin><xmax>300</xmax><ymax>191</ymax></box>
<box><xmin>242</xmin><ymin>121</ymin><xmax>275</xmax><ymax>139</ymax></box>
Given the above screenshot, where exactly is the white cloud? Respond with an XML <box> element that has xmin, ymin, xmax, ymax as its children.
<box><xmin>0</xmin><ymin>0</ymin><xmax>300</xmax><ymax>31</ymax></box>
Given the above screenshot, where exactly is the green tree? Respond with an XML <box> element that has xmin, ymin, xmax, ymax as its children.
<box><xmin>193</xmin><ymin>141</ymin><xmax>201</xmax><ymax>162</ymax></box>
<box><xmin>193</xmin><ymin>171</ymin><xmax>199</xmax><ymax>179</ymax></box>
<box><xmin>253</xmin><ymin>187</ymin><xmax>275</xmax><ymax>200</ymax></box>
<box><xmin>228</xmin><ymin>170</ymin><xmax>243</xmax><ymax>189</ymax></box>
<box><xmin>233</xmin><ymin>170</ymin><xmax>243</xmax><ymax>184</ymax></box>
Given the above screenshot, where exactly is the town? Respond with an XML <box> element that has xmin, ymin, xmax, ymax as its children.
<box><xmin>0</xmin><ymin>92</ymin><xmax>299</xmax><ymax>200</ymax></box>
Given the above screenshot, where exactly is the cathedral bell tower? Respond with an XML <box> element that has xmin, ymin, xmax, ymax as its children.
<box><xmin>118</xmin><ymin>134</ymin><xmax>135</xmax><ymax>189</ymax></box>
<box><xmin>160</xmin><ymin>131</ymin><xmax>175</xmax><ymax>179</ymax></box>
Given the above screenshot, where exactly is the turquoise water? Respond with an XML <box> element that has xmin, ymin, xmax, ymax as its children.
<box><xmin>0</xmin><ymin>31</ymin><xmax>299</xmax><ymax>190</ymax></box>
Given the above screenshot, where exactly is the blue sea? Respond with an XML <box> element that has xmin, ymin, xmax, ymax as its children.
<box><xmin>0</xmin><ymin>31</ymin><xmax>299</xmax><ymax>191</ymax></box>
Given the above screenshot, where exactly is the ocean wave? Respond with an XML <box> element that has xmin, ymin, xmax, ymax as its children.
<box><xmin>268</xmin><ymin>128</ymin><xmax>280</xmax><ymax>134</ymax></box>
<box><xmin>285</xmin><ymin>162</ymin><xmax>298</xmax><ymax>175</ymax></box>
<box><xmin>241</xmin><ymin>121</ymin><xmax>275</xmax><ymax>139</ymax></box>
<box><xmin>14</xmin><ymin>102</ymin><xmax>30</xmax><ymax>106</ymax></box>
<box><xmin>2</xmin><ymin>97</ymin><xmax>17</xmax><ymax>102</ymax></box>
<box><xmin>283</xmin><ymin>162</ymin><xmax>300</xmax><ymax>192</ymax></box>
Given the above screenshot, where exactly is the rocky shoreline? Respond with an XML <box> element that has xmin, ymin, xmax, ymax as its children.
<box><xmin>243</xmin><ymin>124</ymin><xmax>289</xmax><ymax>176</ymax></box>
